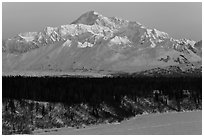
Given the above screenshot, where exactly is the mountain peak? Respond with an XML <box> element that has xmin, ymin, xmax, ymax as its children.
<box><xmin>71</xmin><ymin>10</ymin><xmax>103</xmax><ymax>25</ymax></box>
<box><xmin>87</xmin><ymin>10</ymin><xmax>101</xmax><ymax>16</ymax></box>
<box><xmin>2</xmin><ymin>11</ymin><xmax>202</xmax><ymax>75</ymax></box>
<box><xmin>71</xmin><ymin>10</ymin><xmax>130</xmax><ymax>30</ymax></box>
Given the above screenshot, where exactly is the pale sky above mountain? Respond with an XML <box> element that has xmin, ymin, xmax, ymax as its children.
<box><xmin>2</xmin><ymin>2</ymin><xmax>202</xmax><ymax>41</ymax></box>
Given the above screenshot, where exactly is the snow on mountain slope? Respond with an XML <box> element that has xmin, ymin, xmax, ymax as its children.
<box><xmin>2</xmin><ymin>11</ymin><xmax>202</xmax><ymax>75</ymax></box>
<box><xmin>193</xmin><ymin>40</ymin><xmax>202</xmax><ymax>57</ymax></box>
<box><xmin>71</xmin><ymin>11</ymin><xmax>129</xmax><ymax>30</ymax></box>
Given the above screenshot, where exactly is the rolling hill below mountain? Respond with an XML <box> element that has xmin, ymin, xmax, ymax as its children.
<box><xmin>2</xmin><ymin>11</ymin><xmax>202</xmax><ymax>76</ymax></box>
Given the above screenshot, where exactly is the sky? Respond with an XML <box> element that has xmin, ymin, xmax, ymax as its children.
<box><xmin>2</xmin><ymin>2</ymin><xmax>202</xmax><ymax>41</ymax></box>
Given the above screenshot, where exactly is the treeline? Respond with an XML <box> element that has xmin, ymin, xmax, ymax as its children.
<box><xmin>3</xmin><ymin>76</ymin><xmax>202</xmax><ymax>110</ymax></box>
<box><xmin>2</xmin><ymin>76</ymin><xmax>202</xmax><ymax>134</ymax></box>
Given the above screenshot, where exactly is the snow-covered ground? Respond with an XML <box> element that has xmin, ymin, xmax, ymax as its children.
<box><xmin>34</xmin><ymin>111</ymin><xmax>202</xmax><ymax>135</ymax></box>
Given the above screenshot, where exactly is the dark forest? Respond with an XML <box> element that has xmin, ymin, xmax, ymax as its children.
<box><xmin>2</xmin><ymin>76</ymin><xmax>202</xmax><ymax>134</ymax></box>
<box><xmin>3</xmin><ymin>76</ymin><xmax>202</xmax><ymax>105</ymax></box>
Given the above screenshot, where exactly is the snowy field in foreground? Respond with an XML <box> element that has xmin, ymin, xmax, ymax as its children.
<box><xmin>34</xmin><ymin>111</ymin><xmax>202</xmax><ymax>135</ymax></box>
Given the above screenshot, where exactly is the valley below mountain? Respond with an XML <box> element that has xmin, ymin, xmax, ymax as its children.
<box><xmin>2</xmin><ymin>76</ymin><xmax>202</xmax><ymax>134</ymax></box>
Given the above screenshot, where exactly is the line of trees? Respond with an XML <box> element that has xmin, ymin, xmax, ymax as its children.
<box><xmin>3</xmin><ymin>76</ymin><xmax>202</xmax><ymax>111</ymax></box>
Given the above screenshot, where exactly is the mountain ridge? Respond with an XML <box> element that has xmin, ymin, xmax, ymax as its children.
<box><xmin>2</xmin><ymin>11</ymin><xmax>202</xmax><ymax>76</ymax></box>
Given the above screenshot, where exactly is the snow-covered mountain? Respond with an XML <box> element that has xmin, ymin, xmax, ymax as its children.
<box><xmin>2</xmin><ymin>11</ymin><xmax>202</xmax><ymax>76</ymax></box>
